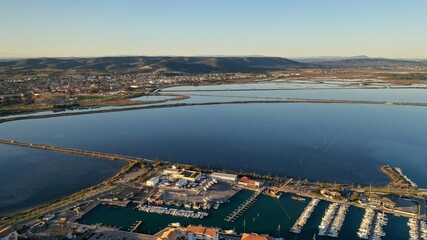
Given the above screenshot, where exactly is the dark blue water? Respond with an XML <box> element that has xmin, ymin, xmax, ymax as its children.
<box><xmin>0</xmin><ymin>144</ymin><xmax>125</xmax><ymax>215</ymax></box>
<box><xmin>1</xmin><ymin>103</ymin><xmax>426</xmax><ymax>187</ymax></box>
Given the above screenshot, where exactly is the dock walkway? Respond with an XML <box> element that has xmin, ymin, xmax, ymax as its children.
<box><xmin>291</xmin><ymin>198</ymin><xmax>319</xmax><ymax>234</ymax></box>
<box><xmin>225</xmin><ymin>188</ymin><xmax>264</xmax><ymax>222</ymax></box>
<box><xmin>129</xmin><ymin>220</ymin><xmax>142</xmax><ymax>233</ymax></box>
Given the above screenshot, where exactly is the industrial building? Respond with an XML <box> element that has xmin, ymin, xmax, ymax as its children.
<box><xmin>147</xmin><ymin>176</ymin><xmax>160</xmax><ymax>186</ymax></box>
<box><xmin>210</xmin><ymin>172</ymin><xmax>238</xmax><ymax>182</ymax></box>
<box><xmin>163</xmin><ymin>168</ymin><xmax>202</xmax><ymax>182</ymax></box>
<box><xmin>238</xmin><ymin>177</ymin><xmax>263</xmax><ymax>188</ymax></box>
<box><xmin>163</xmin><ymin>168</ymin><xmax>180</xmax><ymax>175</ymax></box>
<box><xmin>173</xmin><ymin>170</ymin><xmax>201</xmax><ymax>182</ymax></box>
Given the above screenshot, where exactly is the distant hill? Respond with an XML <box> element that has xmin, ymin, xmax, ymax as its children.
<box><xmin>293</xmin><ymin>55</ymin><xmax>371</xmax><ymax>63</ymax></box>
<box><xmin>307</xmin><ymin>58</ymin><xmax>426</xmax><ymax>68</ymax></box>
<box><xmin>0</xmin><ymin>56</ymin><xmax>309</xmax><ymax>75</ymax></box>
<box><xmin>1</xmin><ymin>56</ymin><xmax>425</xmax><ymax>76</ymax></box>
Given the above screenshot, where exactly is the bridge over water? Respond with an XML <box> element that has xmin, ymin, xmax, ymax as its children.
<box><xmin>0</xmin><ymin>139</ymin><xmax>156</xmax><ymax>164</ymax></box>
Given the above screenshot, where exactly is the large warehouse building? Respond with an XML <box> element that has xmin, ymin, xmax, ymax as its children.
<box><xmin>210</xmin><ymin>172</ymin><xmax>238</xmax><ymax>182</ymax></box>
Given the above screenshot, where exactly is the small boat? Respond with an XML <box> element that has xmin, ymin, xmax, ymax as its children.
<box><xmin>224</xmin><ymin>229</ymin><xmax>237</xmax><ymax>235</ymax></box>
<box><xmin>169</xmin><ymin>222</ymin><xmax>181</xmax><ymax>227</ymax></box>
<box><xmin>291</xmin><ymin>195</ymin><xmax>306</xmax><ymax>202</ymax></box>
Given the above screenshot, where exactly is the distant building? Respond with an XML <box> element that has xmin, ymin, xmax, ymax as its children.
<box><xmin>147</xmin><ymin>176</ymin><xmax>160</xmax><ymax>186</ymax></box>
<box><xmin>368</xmin><ymin>194</ymin><xmax>397</xmax><ymax>208</ymax></box>
<box><xmin>320</xmin><ymin>189</ymin><xmax>341</xmax><ymax>199</ymax></box>
<box><xmin>241</xmin><ymin>233</ymin><xmax>273</xmax><ymax>240</ymax></box>
<box><xmin>176</xmin><ymin>179</ymin><xmax>188</xmax><ymax>188</ymax></box>
<box><xmin>238</xmin><ymin>177</ymin><xmax>263</xmax><ymax>188</ymax></box>
<box><xmin>0</xmin><ymin>227</ymin><xmax>18</xmax><ymax>240</ymax></box>
<box><xmin>173</xmin><ymin>170</ymin><xmax>202</xmax><ymax>182</ymax></box>
<box><xmin>164</xmin><ymin>168</ymin><xmax>201</xmax><ymax>182</ymax></box>
<box><xmin>163</xmin><ymin>168</ymin><xmax>181</xmax><ymax>175</ymax></box>
<box><xmin>185</xmin><ymin>225</ymin><xmax>219</xmax><ymax>240</ymax></box>
<box><xmin>210</xmin><ymin>172</ymin><xmax>237</xmax><ymax>182</ymax></box>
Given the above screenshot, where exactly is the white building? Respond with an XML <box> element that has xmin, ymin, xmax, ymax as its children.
<box><xmin>176</xmin><ymin>179</ymin><xmax>188</xmax><ymax>188</ymax></box>
<box><xmin>163</xmin><ymin>168</ymin><xmax>180</xmax><ymax>175</ymax></box>
<box><xmin>0</xmin><ymin>227</ymin><xmax>18</xmax><ymax>240</ymax></box>
<box><xmin>147</xmin><ymin>176</ymin><xmax>160</xmax><ymax>186</ymax></box>
<box><xmin>210</xmin><ymin>172</ymin><xmax>237</xmax><ymax>182</ymax></box>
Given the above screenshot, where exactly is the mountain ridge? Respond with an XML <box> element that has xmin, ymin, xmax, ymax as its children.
<box><xmin>0</xmin><ymin>56</ymin><xmax>425</xmax><ymax>75</ymax></box>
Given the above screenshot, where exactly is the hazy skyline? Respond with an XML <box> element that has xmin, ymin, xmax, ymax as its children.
<box><xmin>1</xmin><ymin>0</ymin><xmax>427</xmax><ymax>59</ymax></box>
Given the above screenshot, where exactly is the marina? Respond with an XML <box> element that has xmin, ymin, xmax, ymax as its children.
<box><xmin>395</xmin><ymin>168</ymin><xmax>418</xmax><ymax>188</ymax></box>
<box><xmin>290</xmin><ymin>198</ymin><xmax>319</xmax><ymax>234</ymax></box>
<box><xmin>408</xmin><ymin>218</ymin><xmax>427</xmax><ymax>240</ymax></box>
<box><xmin>357</xmin><ymin>208</ymin><xmax>376</xmax><ymax>239</ymax></box>
<box><xmin>357</xmin><ymin>209</ymin><xmax>388</xmax><ymax>240</ymax></box>
<box><xmin>372</xmin><ymin>212</ymin><xmax>388</xmax><ymax>239</ymax></box>
<box><xmin>136</xmin><ymin>205</ymin><xmax>208</xmax><ymax>219</ymax></box>
<box><xmin>327</xmin><ymin>204</ymin><xmax>349</xmax><ymax>238</ymax></box>
<box><xmin>318</xmin><ymin>203</ymin><xmax>339</xmax><ymax>236</ymax></box>
<box><xmin>76</xmin><ymin>192</ymin><xmax>417</xmax><ymax>239</ymax></box>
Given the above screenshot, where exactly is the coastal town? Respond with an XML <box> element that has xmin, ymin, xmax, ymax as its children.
<box><xmin>0</xmin><ymin>71</ymin><xmax>271</xmax><ymax>114</ymax></box>
<box><xmin>0</xmin><ymin>140</ymin><xmax>426</xmax><ymax>240</ymax></box>
<box><xmin>2</xmin><ymin>64</ymin><xmax>426</xmax><ymax>117</ymax></box>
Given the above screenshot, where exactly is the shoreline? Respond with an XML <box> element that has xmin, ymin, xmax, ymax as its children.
<box><xmin>0</xmin><ymin>148</ymin><xmax>138</xmax><ymax>226</ymax></box>
<box><xmin>2</xmin><ymin>98</ymin><xmax>427</xmax><ymax>124</ymax></box>
<box><xmin>2</xmin><ymin>78</ymin><xmax>427</xmax><ymax>122</ymax></box>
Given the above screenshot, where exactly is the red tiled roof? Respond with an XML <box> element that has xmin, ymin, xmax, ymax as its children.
<box><xmin>186</xmin><ymin>225</ymin><xmax>217</xmax><ymax>238</ymax></box>
<box><xmin>241</xmin><ymin>233</ymin><xmax>272</xmax><ymax>240</ymax></box>
<box><xmin>239</xmin><ymin>177</ymin><xmax>257</xmax><ymax>185</ymax></box>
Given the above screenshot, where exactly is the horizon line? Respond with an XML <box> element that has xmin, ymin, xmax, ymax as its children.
<box><xmin>0</xmin><ymin>54</ymin><xmax>426</xmax><ymax>61</ymax></box>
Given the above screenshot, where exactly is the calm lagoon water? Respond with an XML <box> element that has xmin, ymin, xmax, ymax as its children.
<box><xmin>1</xmin><ymin>103</ymin><xmax>427</xmax><ymax>187</ymax></box>
<box><xmin>171</xmin><ymin>88</ymin><xmax>427</xmax><ymax>103</ymax></box>
<box><xmin>1</xmin><ymin>83</ymin><xmax>426</xmax><ymax>238</ymax></box>
<box><xmin>0</xmin><ymin>144</ymin><xmax>125</xmax><ymax>215</ymax></box>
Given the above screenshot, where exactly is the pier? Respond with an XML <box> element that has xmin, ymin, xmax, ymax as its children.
<box><xmin>318</xmin><ymin>203</ymin><xmax>339</xmax><ymax>237</ymax></box>
<box><xmin>381</xmin><ymin>165</ymin><xmax>418</xmax><ymax>188</ymax></box>
<box><xmin>291</xmin><ymin>198</ymin><xmax>319</xmax><ymax>234</ymax></box>
<box><xmin>129</xmin><ymin>220</ymin><xmax>142</xmax><ymax>233</ymax></box>
<box><xmin>357</xmin><ymin>209</ymin><xmax>388</xmax><ymax>240</ymax></box>
<box><xmin>225</xmin><ymin>188</ymin><xmax>264</xmax><ymax>222</ymax></box>
<box><xmin>69</xmin><ymin>202</ymin><xmax>100</xmax><ymax>222</ymax></box>
<box><xmin>327</xmin><ymin>204</ymin><xmax>349</xmax><ymax>238</ymax></box>
<box><xmin>408</xmin><ymin>218</ymin><xmax>427</xmax><ymax>240</ymax></box>
<box><xmin>318</xmin><ymin>203</ymin><xmax>349</xmax><ymax>237</ymax></box>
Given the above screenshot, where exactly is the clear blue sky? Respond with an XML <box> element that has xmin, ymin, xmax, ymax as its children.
<box><xmin>1</xmin><ymin>0</ymin><xmax>426</xmax><ymax>58</ymax></box>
